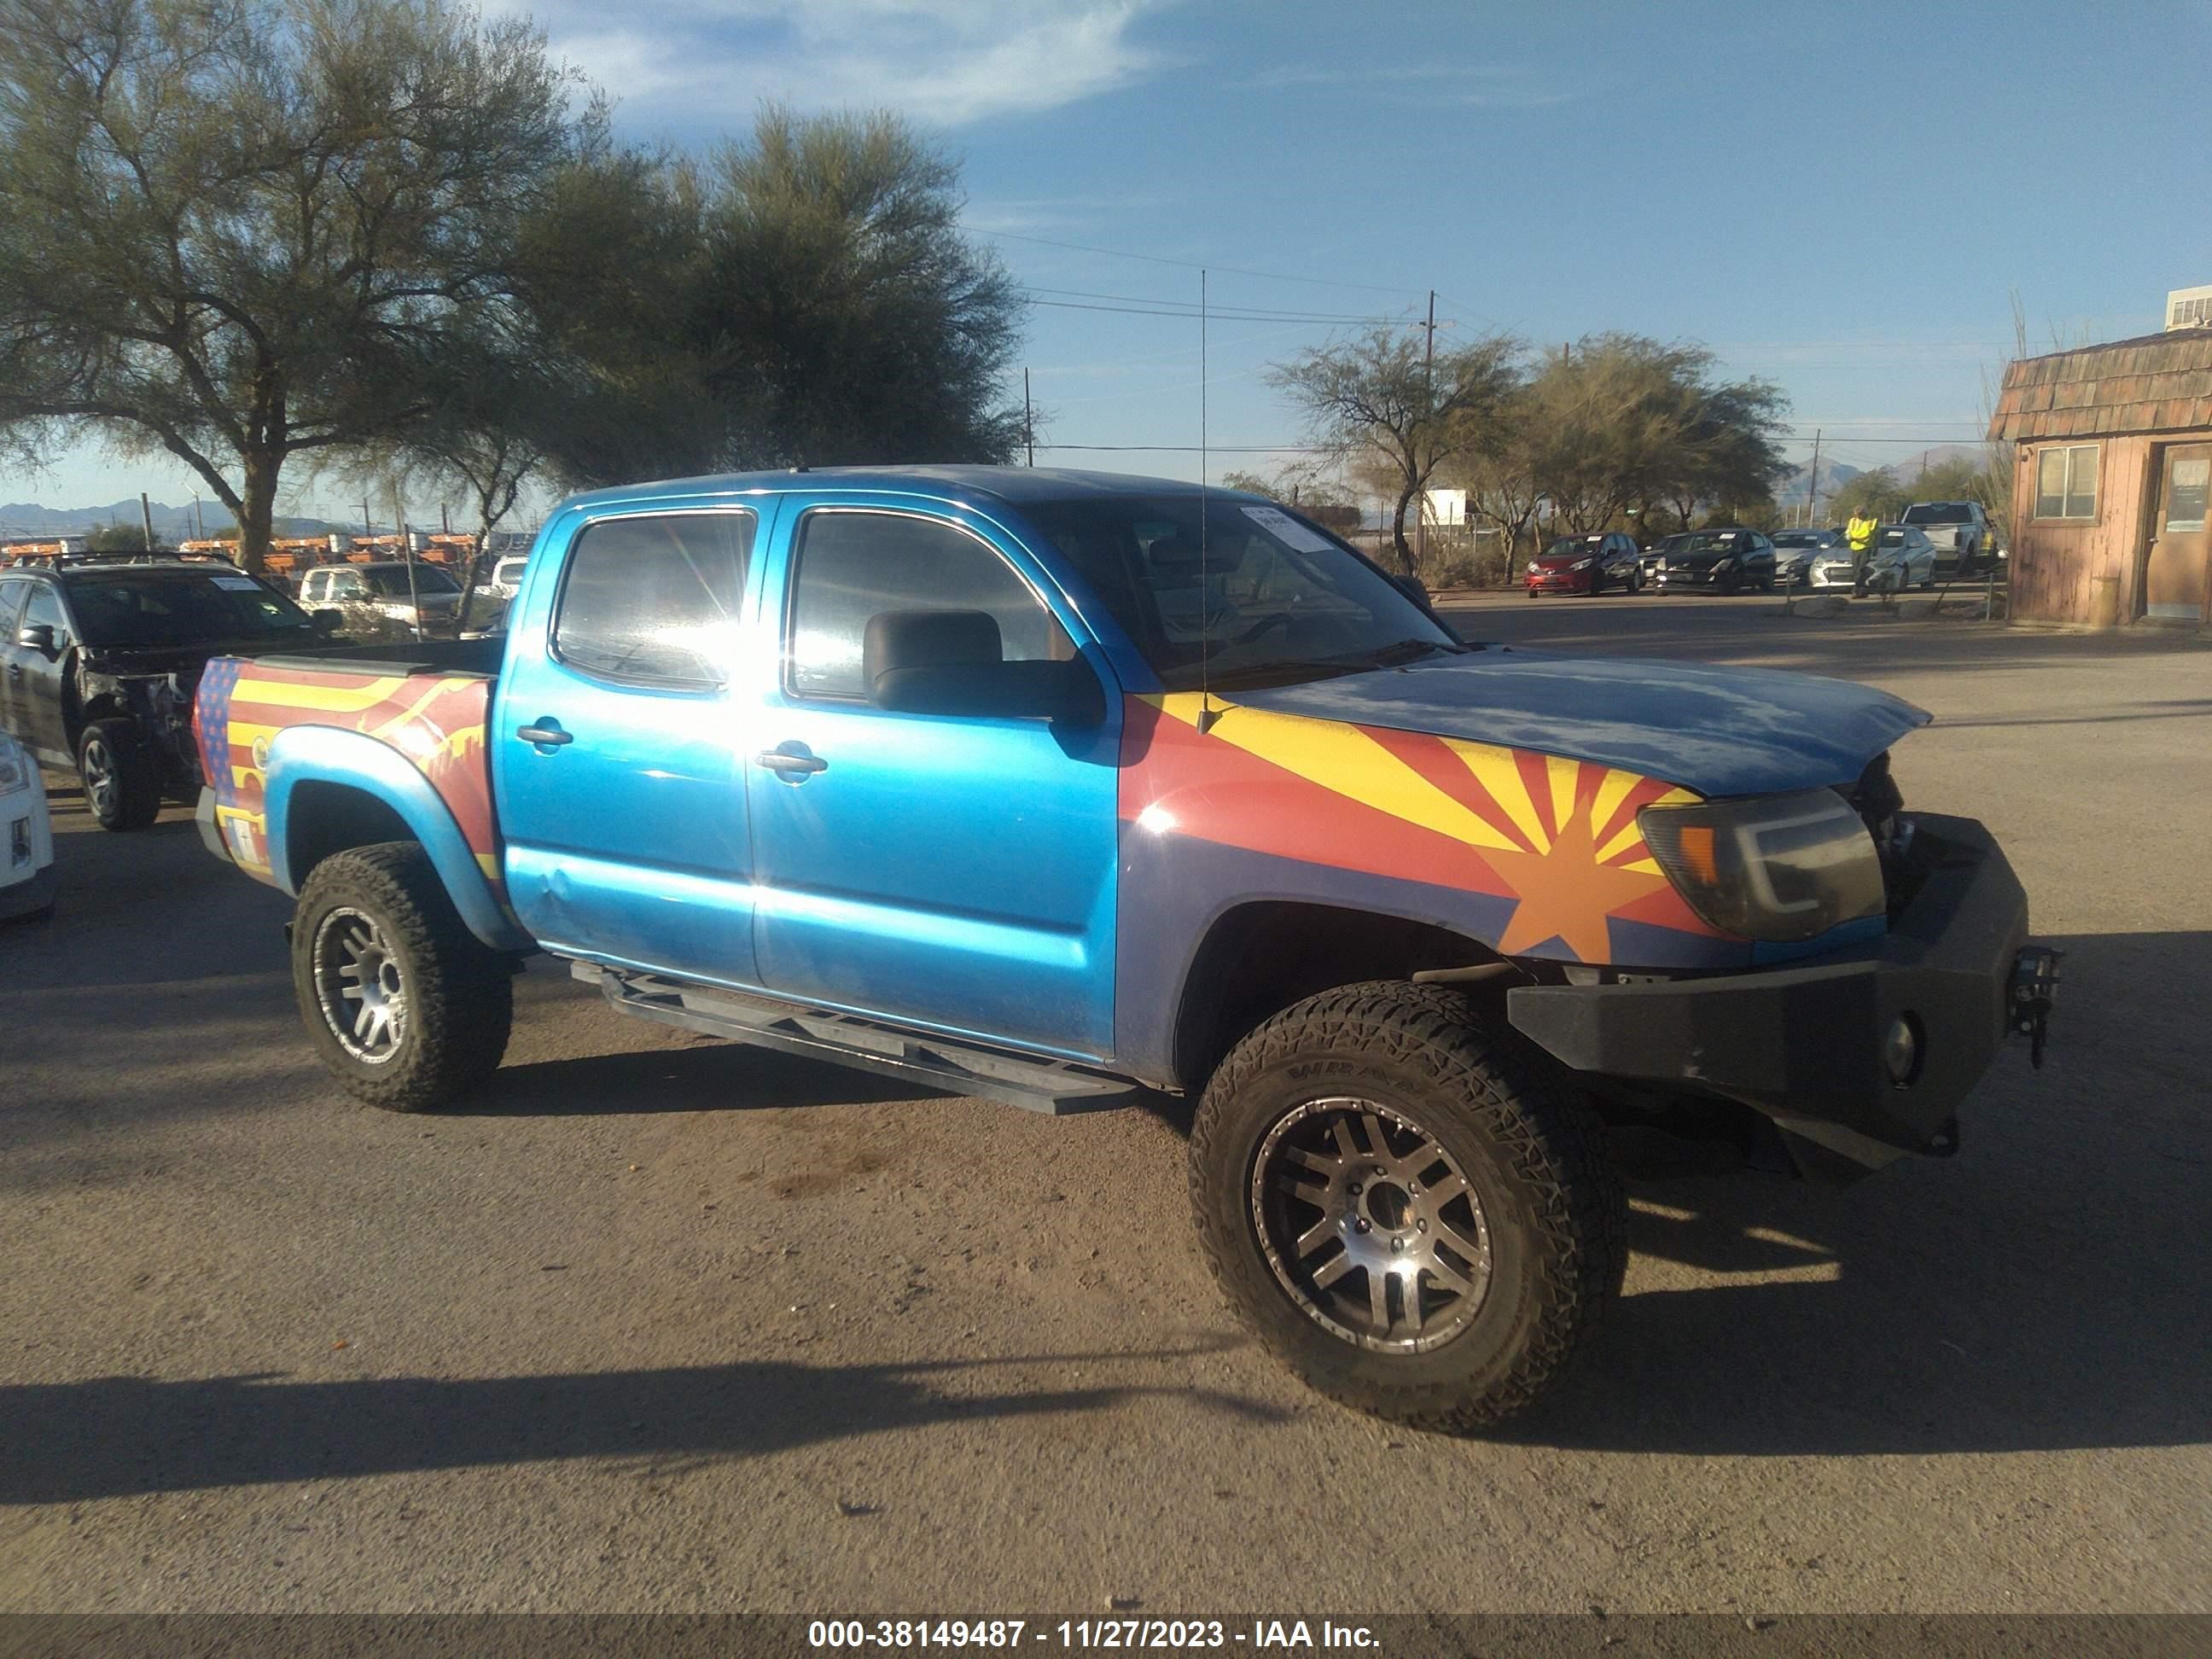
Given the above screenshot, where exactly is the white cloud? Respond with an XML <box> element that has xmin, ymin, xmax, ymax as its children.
<box><xmin>513</xmin><ymin>0</ymin><xmax>1178</xmax><ymax>128</ymax></box>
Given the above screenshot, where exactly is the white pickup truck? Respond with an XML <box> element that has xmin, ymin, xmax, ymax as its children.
<box><xmin>1901</xmin><ymin>501</ymin><xmax>1992</xmax><ymax>574</ymax></box>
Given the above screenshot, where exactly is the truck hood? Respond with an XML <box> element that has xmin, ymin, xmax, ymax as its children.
<box><xmin>1235</xmin><ymin>649</ymin><xmax>1930</xmax><ymax>797</ymax></box>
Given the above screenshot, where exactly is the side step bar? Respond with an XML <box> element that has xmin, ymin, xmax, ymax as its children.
<box><xmin>571</xmin><ymin>962</ymin><xmax>1139</xmax><ymax>1115</ymax></box>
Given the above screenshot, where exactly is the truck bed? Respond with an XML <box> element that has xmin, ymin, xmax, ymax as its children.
<box><xmin>195</xmin><ymin>643</ymin><xmax>502</xmax><ymax>889</ymax></box>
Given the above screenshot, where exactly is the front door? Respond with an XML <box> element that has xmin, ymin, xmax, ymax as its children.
<box><xmin>494</xmin><ymin>506</ymin><xmax>765</xmax><ymax>987</ymax></box>
<box><xmin>746</xmin><ymin>500</ymin><xmax>1121</xmax><ymax>1060</ymax></box>
<box><xmin>2144</xmin><ymin>444</ymin><xmax>2211</xmax><ymax>623</ymax></box>
<box><xmin>12</xmin><ymin>583</ymin><xmax>76</xmax><ymax>765</ymax></box>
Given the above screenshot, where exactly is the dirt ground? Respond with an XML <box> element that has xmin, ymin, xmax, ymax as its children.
<box><xmin>3</xmin><ymin>594</ymin><xmax>2207</xmax><ymax>1616</ymax></box>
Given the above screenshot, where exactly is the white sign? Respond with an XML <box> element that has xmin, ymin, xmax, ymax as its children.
<box><xmin>1239</xmin><ymin>505</ymin><xmax>1335</xmax><ymax>554</ymax></box>
<box><xmin>210</xmin><ymin>574</ymin><xmax>263</xmax><ymax>591</ymax></box>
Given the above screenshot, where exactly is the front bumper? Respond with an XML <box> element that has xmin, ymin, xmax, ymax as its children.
<box><xmin>0</xmin><ymin>861</ymin><xmax>57</xmax><ymax>921</ymax></box>
<box><xmin>1527</xmin><ymin>570</ymin><xmax>1595</xmax><ymax>593</ymax></box>
<box><xmin>1506</xmin><ymin>813</ymin><xmax>2032</xmax><ymax>1179</ymax></box>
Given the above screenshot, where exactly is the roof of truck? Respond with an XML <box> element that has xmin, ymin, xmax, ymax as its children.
<box><xmin>555</xmin><ymin>464</ymin><xmax>1228</xmax><ymax>515</ymax></box>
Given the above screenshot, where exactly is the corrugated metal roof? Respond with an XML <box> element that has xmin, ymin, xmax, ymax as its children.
<box><xmin>1991</xmin><ymin>328</ymin><xmax>2212</xmax><ymax>439</ymax></box>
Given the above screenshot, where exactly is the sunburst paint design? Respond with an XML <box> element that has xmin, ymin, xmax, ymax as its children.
<box><xmin>1121</xmin><ymin>692</ymin><xmax>1731</xmax><ymax>967</ymax></box>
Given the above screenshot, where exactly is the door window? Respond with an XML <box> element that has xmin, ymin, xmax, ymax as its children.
<box><xmin>787</xmin><ymin>511</ymin><xmax>1063</xmax><ymax>701</ymax></box>
<box><xmin>2165</xmin><ymin>456</ymin><xmax>2209</xmax><ymax>533</ymax></box>
<box><xmin>0</xmin><ymin>579</ymin><xmax>28</xmax><ymax>634</ymax></box>
<box><xmin>552</xmin><ymin>511</ymin><xmax>754</xmax><ymax>689</ymax></box>
<box><xmin>20</xmin><ymin>586</ymin><xmax>68</xmax><ymax>647</ymax></box>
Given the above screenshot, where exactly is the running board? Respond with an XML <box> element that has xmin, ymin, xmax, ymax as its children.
<box><xmin>571</xmin><ymin>962</ymin><xmax>1138</xmax><ymax>1115</ymax></box>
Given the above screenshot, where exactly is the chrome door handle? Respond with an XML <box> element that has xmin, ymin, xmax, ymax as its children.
<box><xmin>754</xmin><ymin>748</ymin><xmax>827</xmax><ymax>776</ymax></box>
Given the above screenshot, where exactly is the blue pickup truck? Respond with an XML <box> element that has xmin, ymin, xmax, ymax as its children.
<box><xmin>194</xmin><ymin>466</ymin><xmax>2053</xmax><ymax>1428</ymax></box>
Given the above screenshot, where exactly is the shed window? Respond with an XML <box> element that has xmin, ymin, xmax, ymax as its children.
<box><xmin>2032</xmin><ymin>445</ymin><xmax>2099</xmax><ymax>521</ymax></box>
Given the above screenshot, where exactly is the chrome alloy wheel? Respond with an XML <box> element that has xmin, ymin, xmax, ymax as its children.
<box><xmin>79</xmin><ymin>734</ymin><xmax>118</xmax><ymax>821</ymax></box>
<box><xmin>312</xmin><ymin>906</ymin><xmax>409</xmax><ymax>1063</ymax></box>
<box><xmin>1249</xmin><ymin>1097</ymin><xmax>1493</xmax><ymax>1353</ymax></box>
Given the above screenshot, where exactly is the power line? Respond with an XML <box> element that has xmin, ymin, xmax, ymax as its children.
<box><xmin>1020</xmin><ymin>284</ymin><xmax>1401</xmax><ymax>324</ymax></box>
<box><xmin>971</xmin><ymin>226</ymin><xmax>1429</xmax><ymax>299</ymax></box>
<box><xmin>1028</xmin><ymin>298</ymin><xmax>1406</xmax><ymax>325</ymax></box>
<box><xmin>1035</xmin><ymin>443</ymin><xmax>1335</xmax><ymax>454</ymax></box>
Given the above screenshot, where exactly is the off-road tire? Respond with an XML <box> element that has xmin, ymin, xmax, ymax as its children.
<box><xmin>1189</xmin><ymin>981</ymin><xmax>1625</xmax><ymax>1431</ymax></box>
<box><xmin>290</xmin><ymin>841</ymin><xmax>513</xmax><ymax>1112</ymax></box>
<box><xmin>77</xmin><ymin>719</ymin><xmax>161</xmax><ymax>831</ymax></box>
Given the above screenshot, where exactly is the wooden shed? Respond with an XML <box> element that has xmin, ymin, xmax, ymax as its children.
<box><xmin>1989</xmin><ymin>329</ymin><xmax>2212</xmax><ymax>626</ymax></box>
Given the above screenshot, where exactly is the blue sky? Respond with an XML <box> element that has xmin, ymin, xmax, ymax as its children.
<box><xmin>13</xmin><ymin>0</ymin><xmax>2211</xmax><ymax>524</ymax></box>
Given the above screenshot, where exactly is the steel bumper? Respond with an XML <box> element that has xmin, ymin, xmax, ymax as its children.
<box><xmin>1506</xmin><ymin>813</ymin><xmax>2031</xmax><ymax>1178</ymax></box>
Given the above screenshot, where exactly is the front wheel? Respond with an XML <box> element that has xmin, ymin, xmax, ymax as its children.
<box><xmin>290</xmin><ymin>841</ymin><xmax>515</xmax><ymax>1112</ymax></box>
<box><xmin>1189</xmin><ymin>981</ymin><xmax>1625</xmax><ymax>1429</ymax></box>
<box><xmin>77</xmin><ymin>719</ymin><xmax>161</xmax><ymax>831</ymax></box>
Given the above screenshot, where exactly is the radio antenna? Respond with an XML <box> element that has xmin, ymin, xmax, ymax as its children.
<box><xmin>1196</xmin><ymin>267</ymin><xmax>1219</xmax><ymax>735</ymax></box>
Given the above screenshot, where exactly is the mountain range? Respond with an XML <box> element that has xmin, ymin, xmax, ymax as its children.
<box><xmin>0</xmin><ymin>498</ymin><xmax>338</xmax><ymax>539</ymax></box>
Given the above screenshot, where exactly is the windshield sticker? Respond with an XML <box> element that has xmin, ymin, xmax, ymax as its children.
<box><xmin>209</xmin><ymin>574</ymin><xmax>262</xmax><ymax>591</ymax></box>
<box><xmin>1717</xmin><ymin>532</ymin><xmax>1738</xmax><ymax>539</ymax></box>
<box><xmin>1239</xmin><ymin>505</ymin><xmax>1335</xmax><ymax>554</ymax></box>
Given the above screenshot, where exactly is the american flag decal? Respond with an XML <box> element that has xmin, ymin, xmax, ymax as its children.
<box><xmin>194</xmin><ymin>657</ymin><xmax>498</xmax><ymax>890</ymax></box>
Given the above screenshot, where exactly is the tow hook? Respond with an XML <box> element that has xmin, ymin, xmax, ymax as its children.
<box><xmin>2009</xmin><ymin>945</ymin><xmax>2062</xmax><ymax>1068</ymax></box>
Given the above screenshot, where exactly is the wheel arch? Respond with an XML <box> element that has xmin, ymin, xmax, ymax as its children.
<box><xmin>1167</xmin><ymin>899</ymin><xmax>1510</xmax><ymax>1093</ymax></box>
<box><xmin>263</xmin><ymin>725</ymin><xmax>529</xmax><ymax>952</ymax></box>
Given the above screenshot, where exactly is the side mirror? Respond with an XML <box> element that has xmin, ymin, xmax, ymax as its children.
<box><xmin>311</xmin><ymin>608</ymin><xmax>344</xmax><ymax>634</ymax></box>
<box><xmin>863</xmin><ymin>608</ymin><xmax>1101</xmax><ymax>723</ymax></box>
<box><xmin>15</xmin><ymin>623</ymin><xmax>55</xmax><ymax>654</ymax></box>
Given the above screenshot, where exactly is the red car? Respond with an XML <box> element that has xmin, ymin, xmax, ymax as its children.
<box><xmin>1526</xmin><ymin>532</ymin><xmax>1644</xmax><ymax>597</ymax></box>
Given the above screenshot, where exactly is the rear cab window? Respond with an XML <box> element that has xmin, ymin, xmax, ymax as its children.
<box><xmin>551</xmin><ymin>512</ymin><xmax>754</xmax><ymax>690</ymax></box>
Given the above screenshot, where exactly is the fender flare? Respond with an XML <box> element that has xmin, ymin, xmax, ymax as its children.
<box><xmin>263</xmin><ymin>725</ymin><xmax>532</xmax><ymax>952</ymax></box>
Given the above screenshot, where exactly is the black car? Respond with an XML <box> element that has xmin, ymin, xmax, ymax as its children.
<box><xmin>1653</xmin><ymin>529</ymin><xmax>1779</xmax><ymax>595</ymax></box>
<box><xmin>0</xmin><ymin>556</ymin><xmax>335</xmax><ymax>830</ymax></box>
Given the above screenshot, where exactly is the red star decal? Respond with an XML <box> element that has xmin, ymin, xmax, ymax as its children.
<box><xmin>1478</xmin><ymin>814</ymin><xmax>1672</xmax><ymax>963</ymax></box>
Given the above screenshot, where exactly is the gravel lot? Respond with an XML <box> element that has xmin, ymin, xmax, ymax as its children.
<box><xmin>3</xmin><ymin>594</ymin><xmax>2208</xmax><ymax>1616</ymax></box>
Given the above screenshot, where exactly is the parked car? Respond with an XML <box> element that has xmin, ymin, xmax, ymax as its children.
<box><xmin>193</xmin><ymin>465</ymin><xmax>2052</xmax><ymax>1430</ymax></box>
<box><xmin>1525</xmin><ymin>532</ymin><xmax>1643</xmax><ymax>597</ymax></box>
<box><xmin>0</xmin><ymin>730</ymin><xmax>55</xmax><ymax>922</ymax></box>
<box><xmin>297</xmin><ymin>562</ymin><xmax>467</xmax><ymax>629</ymax></box>
<box><xmin>1901</xmin><ymin>501</ymin><xmax>1991</xmax><ymax>573</ymax></box>
<box><xmin>0</xmin><ymin>554</ymin><xmax>336</xmax><ymax>830</ymax></box>
<box><xmin>1772</xmin><ymin>527</ymin><xmax>1845</xmax><ymax>586</ymax></box>
<box><xmin>474</xmin><ymin>555</ymin><xmax>530</xmax><ymax>601</ymax></box>
<box><xmin>1869</xmin><ymin>526</ymin><xmax>1941</xmax><ymax>591</ymax></box>
<box><xmin>1652</xmin><ymin>528</ymin><xmax>1779</xmax><ymax>593</ymax></box>
<box><xmin>1638</xmin><ymin>533</ymin><xmax>1685</xmax><ymax>581</ymax></box>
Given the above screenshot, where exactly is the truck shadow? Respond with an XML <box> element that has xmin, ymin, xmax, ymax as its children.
<box><xmin>0</xmin><ymin>1342</ymin><xmax>1283</xmax><ymax>1505</ymax></box>
<box><xmin>1497</xmin><ymin>928</ymin><xmax>2210</xmax><ymax>1457</ymax></box>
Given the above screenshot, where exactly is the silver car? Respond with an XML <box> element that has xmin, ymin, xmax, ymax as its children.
<box><xmin>1772</xmin><ymin>527</ymin><xmax>1845</xmax><ymax>587</ymax></box>
<box><xmin>1803</xmin><ymin>526</ymin><xmax>1938</xmax><ymax>591</ymax></box>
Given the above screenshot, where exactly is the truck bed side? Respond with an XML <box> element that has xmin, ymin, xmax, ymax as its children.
<box><xmin>194</xmin><ymin>646</ymin><xmax>502</xmax><ymax>901</ymax></box>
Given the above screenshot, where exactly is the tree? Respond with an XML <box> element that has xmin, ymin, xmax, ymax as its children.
<box><xmin>1270</xmin><ymin>325</ymin><xmax>1522</xmax><ymax>574</ymax></box>
<box><xmin>688</xmin><ymin>105</ymin><xmax>1028</xmax><ymax>469</ymax></box>
<box><xmin>0</xmin><ymin>0</ymin><xmax>588</xmax><ymax>572</ymax></box>
<box><xmin>86</xmin><ymin>521</ymin><xmax>151</xmax><ymax>552</ymax></box>
<box><xmin>1827</xmin><ymin>467</ymin><xmax>1915</xmax><ymax>525</ymax></box>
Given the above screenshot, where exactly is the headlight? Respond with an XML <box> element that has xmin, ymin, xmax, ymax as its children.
<box><xmin>1639</xmin><ymin>789</ymin><xmax>1885</xmax><ymax>942</ymax></box>
<box><xmin>1570</xmin><ymin>558</ymin><xmax>1594</xmax><ymax>570</ymax></box>
<box><xmin>0</xmin><ymin>746</ymin><xmax>23</xmax><ymax>794</ymax></box>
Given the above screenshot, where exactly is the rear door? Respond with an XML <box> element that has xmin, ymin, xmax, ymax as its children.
<box><xmin>2144</xmin><ymin>444</ymin><xmax>2210</xmax><ymax>623</ymax></box>
<box><xmin>745</xmin><ymin>496</ymin><xmax>1120</xmax><ymax>1059</ymax></box>
<box><xmin>494</xmin><ymin>504</ymin><xmax>767</xmax><ymax>986</ymax></box>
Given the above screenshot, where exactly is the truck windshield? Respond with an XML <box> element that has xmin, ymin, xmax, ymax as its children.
<box><xmin>64</xmin><ymin>571</ymin><xmax>315</xmax><ymax>646</ymax></box>
<box><xmin>1021</xmin><ymin>496</ymin><xmax>1464</xmax><ymax>691</ymax></box>
<box><xmin>1902</xmin><ymin>504</ymin><xmax>1971</xmax><ymax>524</ymax></box>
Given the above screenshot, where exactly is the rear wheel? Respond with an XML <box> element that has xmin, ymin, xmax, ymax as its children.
<box><xmin>1190</xmin><ymin>981</ymin><xmax>1625</xmax><ymax>1429</ymax></box>
<box><xmin>291</xmin><ymin>841</ymin><xmax>514</xmax><ymax>1112</ymax></box>
<box><xmin>77</xmin><ymin>719</ymin><xmax>161</xmax><ymax>831</ymax></box>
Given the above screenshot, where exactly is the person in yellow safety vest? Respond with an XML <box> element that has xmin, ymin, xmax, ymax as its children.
<box><xmin>1845</xmin><ymin>509</ymin><xmax>1881</xmax><ymax>597</ymax></box>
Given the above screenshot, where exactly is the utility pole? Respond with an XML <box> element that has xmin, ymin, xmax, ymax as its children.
<box><xmin>139</xmin><ymin>492</ymin><xmax>155</xmax><ymax>551</ymax></box>
<box><xmin>362</xmin><ymin>500</ymin><xmax>373</xmax><ymax>537</ymax></box>
<box><xmin>441</xmin><ymin>504</ymin><xmax>451</xmax><ymax>533</ymax></box>
<box><xmin>1419</xmin><ymin>289</ymin><xmax>1435</xmax><ymax>572</ymax></box>
<box><xmin>1024</xmin><ymin>368</ymin><xmax>1034</xmax><ymax>467</ymax></box>
<box><xmin>192</xmin><ymin>493</ymin><xmax>204</xmax><ymax>538</ymax></box>
<box><xmin>1805</xmin><ymin>428</ymin><xmax>1822</xmax><ymax>527</ymax></box>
